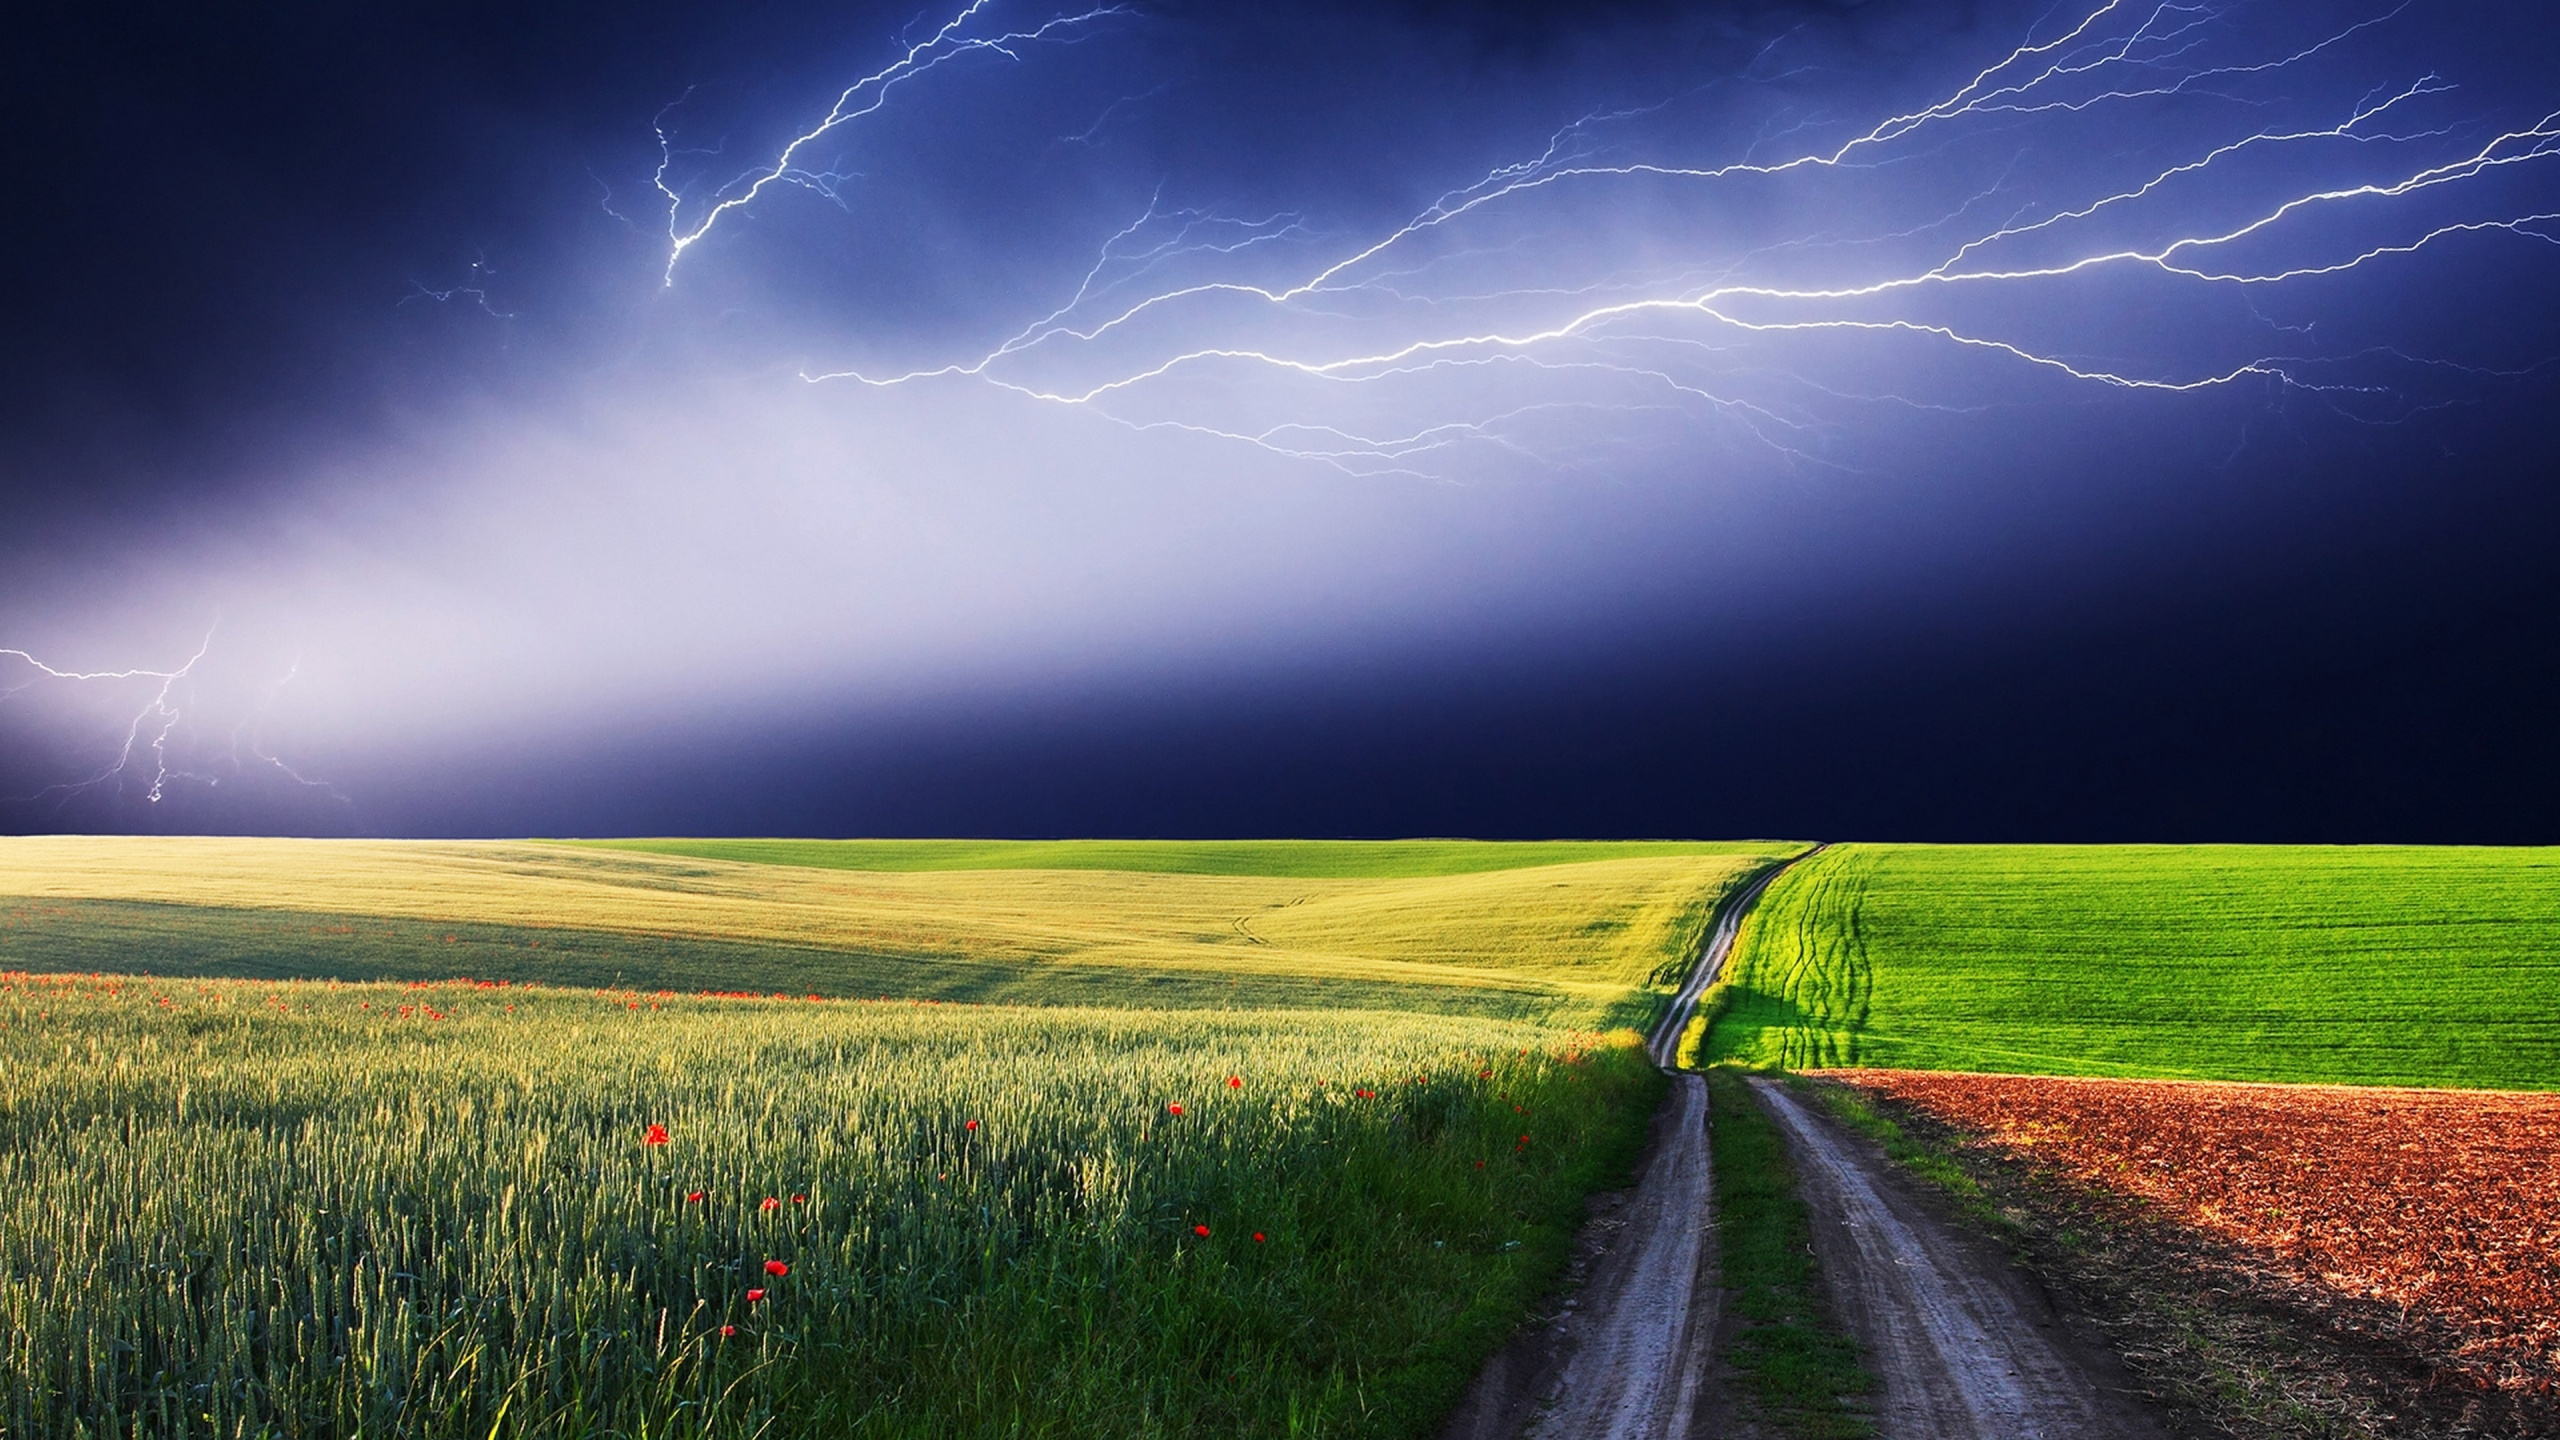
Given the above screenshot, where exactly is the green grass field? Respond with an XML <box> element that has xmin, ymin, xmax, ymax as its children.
<box><xmin>0</xmin><ymin>836</ymin><xmax>1792</xmax><ymax>1437</ymax></box>
<box><xmin>1702</xmin><ymin>844</ymin><xmax>2560</xmax><ymax>1089</ymax></box>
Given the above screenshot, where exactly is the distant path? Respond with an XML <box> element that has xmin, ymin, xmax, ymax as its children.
<box><xmin>1445</xmin><ymin>847</ymin><xmax>1811</xmax><ymax>1440</ymax></box>
<box><xmin>1645</xmin><ymin>846</ymin><xmax>1815</xmax><ymax>1068</ymax></box>
<box><xmin>1752</xmin><ymin>1078</ymin><xmax>2164</xmax><ymax>1440</ymax></box>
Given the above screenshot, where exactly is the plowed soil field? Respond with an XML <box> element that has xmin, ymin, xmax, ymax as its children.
<box><xmin>1827</xmin><ymin>1070</ymin><xmax>2560</xmax><ymax>1398</ymax></box>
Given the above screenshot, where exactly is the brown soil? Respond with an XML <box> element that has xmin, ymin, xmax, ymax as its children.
<box><xmin>1825</xmin><ymin>1070</ymin><xmax>2560</xmax><ymax>1439</ymax></box>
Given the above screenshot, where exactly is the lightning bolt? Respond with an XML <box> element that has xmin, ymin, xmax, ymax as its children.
<box><xmin>661</xmin><ymin>0</ymin><xmax>2556</xmax><ymax>477</ymax></box>
<box><xmin>0</xmin><ymin>632</ymin><xmax>345</xmax><ymax>817</ymax></box>
<box><xmin>655</xmin><ymin>0</ymin><xmax>1128</xmax><ymax>285</ymax></box>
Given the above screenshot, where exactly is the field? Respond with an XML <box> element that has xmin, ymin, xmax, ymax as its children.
<box><xmin>0</xmin><ymin>838</ymin><xmax>1801</xmax><ymax>1029</ymax></box>
<box><xmin>1</xmin><ymin>970</ymin><xmax>1663</xmax><ymax>1438</ymax></box>
<box><xmin>1699</xmin><ymin>844</ymin><xmax>2560</xmax><ymax>1088</ymax></box>
<box><xmin>1825</xmin><ymin>1070</ymin><xmax>2560</xmax><ymax>1432</ymax></box>
<box><xmin>569</xmin><ymin>838</ymin><xmax>1747</xmax><ymax>878</ymax></box>
<box><xmin>0</xmin><ymin>837</ymin><xmax>1791</xmax><ymax>1437</ymax></box>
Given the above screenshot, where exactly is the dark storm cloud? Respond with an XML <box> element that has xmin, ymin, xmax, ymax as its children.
<box><xmin>1350</xmin><ymin>0</ymin><xmax>1887</xmax><ymax>50</ymax></box>
<box><xmin>3</xmin><ymin>0</ymin><xmax>2557</xmax><ymax>841</ymax></box>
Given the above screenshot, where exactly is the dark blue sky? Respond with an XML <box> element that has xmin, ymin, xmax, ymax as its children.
<box><xmin>3</xmin><ymin>0</ymin><xmax>2556</xmax><ymax>841</ymax></box>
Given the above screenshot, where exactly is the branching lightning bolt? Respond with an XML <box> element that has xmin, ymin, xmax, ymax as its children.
<box><xmin>0</xmin><ymin>633</ymin><xmax>345</xmax><ymax>816</ymax></box>
<box><xmin>665</xmin><ymin>0</ymin><xmax>2559</xmax><ymax>476</ymax></box>
<box><xmin>655</xmin><ymin>0</ymin><xmax>1127</xmax><ymax>284</ymax></box>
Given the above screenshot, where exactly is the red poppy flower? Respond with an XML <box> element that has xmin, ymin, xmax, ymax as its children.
<box><xmin>764</xmin><ymin>1259</ymin><xmax>790</xmax><ymax>1277</ymax></box>
<box><xmin>643</xmin><ymin>1124</ymin><xmax>670</xmax><ymax>1146</ymax></box>
<box><xmin>1474</xmin><ymin>1160</ymin><xmax>1485</xmax><ymax>1170</ymax></box>
<box><xmin>720</xmin><ymin>1324</ymin><xmax>737</xmax><ymax>1337</ymax></box>
<box><xmin>1193</xmin><ymin>1224</ymin><xmax>1211</xmax><ymax>1238</ymax></box>
<box><xmin>1225</xmin><ymin>1076</ymin><xmax>1242</xmax><ymax>1088</ymax></box>
<box><xmin>686</xmin><ymin>1190</ymin><xmax>705</xmax><ymax>1203</ymax></box>
<box><xmin>964</xmin><ymin>1119</ymin><xmax>979</xmax><ymax>1131</ymax></box>
<box><xmin>746</xmin><ymin>1288</ymin><xmax>766</xmax><ymax>1303</ymax></box>
<box><xmin>1479</xmin><ymin>1069</ymin><xmax>1493</xmax><ymax>1079</ymax></box>
<box><xmin>791</xmin><ymin>1194</ymin><xmax>807</xmax><ymax>1204</ymax></box>
<box><xmin>1166</xmin><ymin>1103</ymin><xmax>1185</xmax><ymax>1116</ymax></box>
<box><xmin>1252</xmin><ymin>1232</ymin><xmax>1266</xmax><ymax>1243</ymax></box>
<box><xmin>760</xmin><ymin>1197</ymin><xmax>780</xmax><ymax>1212</ymax></box>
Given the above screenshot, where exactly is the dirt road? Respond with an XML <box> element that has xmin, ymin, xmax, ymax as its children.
<box><xmin>1445</xmin><ymin>854</ymin><xmax>1801</xmax><ymax>1440</ymax></box>
<box><xmin>1752</xmin><ymin>1078</ymin><xmax>2164</xmax><ymax>1440</ymax></box>
<box><xmin>1448</xmin><ymin>846</ymin><xmax>2161</xmax><ymax>1439</ymax></box>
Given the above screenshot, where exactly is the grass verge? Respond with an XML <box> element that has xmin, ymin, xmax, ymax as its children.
<box><xmin>1707</xmin><ymin>1067</ymin><xmax>1876</xmax><ymax>1438</ymax></box>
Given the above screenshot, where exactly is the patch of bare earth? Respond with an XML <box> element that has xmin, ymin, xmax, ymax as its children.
<box><xmin>1822</xmin><ymin>1070</ymin><xmax>2560</xmax><ymax>1439</ymax></box>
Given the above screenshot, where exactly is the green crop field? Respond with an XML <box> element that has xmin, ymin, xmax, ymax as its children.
<box><xmin>0</xmin><ymin>971</ymin><xmax>1658</xmax><ymax>1438</ymax></box>
<box><xmin>0</xmin><ymin>836</ymin><xmax>1796</xmax><ymax>1437</ymax></box>
<box><xmin>1700</xmin><ymin>844</ymin><xmax>2560</xmax><ymax>1089</ymax></box>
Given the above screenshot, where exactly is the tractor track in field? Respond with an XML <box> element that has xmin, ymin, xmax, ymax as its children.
<box><xmin>1444</xmin><ymin>840</ymin><xmax>2168</xmax><ymax>1438</ymax></box>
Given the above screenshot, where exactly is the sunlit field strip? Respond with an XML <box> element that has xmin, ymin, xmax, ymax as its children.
<box><xmin>1703</xmin><ymin>844</ymin><xmax>2560</xmax><ymax>1088</ymax></box>
<box><xmin>0</xmin><ymin>838</ymin><xmax>1798</xmax><ymax>1028</ymax></box>
<box><xmin>568</xmin><ymin>838</ymin><xmax>1789</xmax><ymax>878</ymax></box>
<box><xmin>0</xmin><ymin>896</ymin><xmax>1598</xmax><ymax>1021</ymax></box>
<box><xmin>2</xmin><ymin>969</ymin><xmax>1661</xmax><ymax>1438</ymax></box>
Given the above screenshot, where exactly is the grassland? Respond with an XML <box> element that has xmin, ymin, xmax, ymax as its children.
<box><xmin>0</xmin><ymin>837</ymin><xmax>1800</xmax><ymax>1029</ymax></box>
<box><xmin>3</xmin><ymin>970</ymin><xmax>1663</xmax><ymax>1438</ymax></box>
<box><xmin>1701</xmin><ymin>844</ymin><xmax>2560</xmax><ymax>1089</ymax></box>
<box><xmin>0</xmin><ymin>837</ymin><xmax>1799</xmax><ymax>1436</ymax></box>
<box><xmin>568</xmin><ymin>838</ymin><xmax>1766</xmax><ymax>878</ymax></box>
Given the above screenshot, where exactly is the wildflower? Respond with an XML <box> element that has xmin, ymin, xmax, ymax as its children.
<box><xmin>643</xmin><ymin>1123</ymin><xmax>670</xmax><ymax>1146</ymax></box>
<box><xmin>764</xmin><ymin>1259</ymin><xmax>790</xmax><ymax>1277</ymax></box>
<box><xmin>964</xmin><ymin>1119</ymin><xmax>979</xmax><ymax>1132</ymax></box>
<box><xmin>1193</xmin><ymin>1224</ymin><xmax>1211</xmax><ymax>1238</ymax></box>
<box><xmin>1474</xmin><ymin>1160</ymin><xmax>1486</xmax><ymax>1169</ymax></box>
<box><xmin>1480</xmin><ymin>1069</ymin><xmax>1493</xmax><ymax>1079</ymax></box>
<box><xmin>1225</xmin><ymin>1076</ymin><xmax>1242</xmax><ymax>1088</ymax></box>
<box><xmin>791</xmin><ymin>1194</ymin><xmax>807</xmax><ymax>1204</ymax></box>
<box><xmin>1166</xmin><ymin>1103</ymin><xmax>1185</xmax><ymax>1116</ymax></box>
<box><xmin>1252</xmin><ymin>1232</ymin><xmax>1266</xmax><ymax>1243</ymax></box>
<box><xmin>760</xmin><ymin>1197</ymin><xmax>781</xmax><ymax>1212</ymax></box>
<box><xmin>686</xmin><ymin>1190</ymin><xmax>705</xmax><ymax>1203</ymax></box>
<box><xmin>720</xmin><ymin>1324</ymin><xmax>736</xmax><ymax>1338</ymax></box>
<box><xmin>746</xmin><ymin>1288</ymin><xmax>766</xmax><ymax>1303</ymax></box>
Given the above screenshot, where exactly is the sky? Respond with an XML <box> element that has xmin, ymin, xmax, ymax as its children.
<box><xmin>1</xmin><ymin>0</ymin><xmax>2556</xmax><ymax>841</ymax></box>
